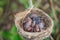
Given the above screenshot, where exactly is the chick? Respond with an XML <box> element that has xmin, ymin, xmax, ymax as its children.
<box><xmin>33</xmin><ymin>17</ymin><xmax>40</xmax><ymax>24</ymax></box>
<box><xmin>38</xmin><ymin>21</ymin><xmax>45</xmax><ymax>30</ymax></box>
<box><xmin>23</xmin><ymin>17</ymin><xmax>32</xmax><ymax>32</ymax></box>
<box><xmin>35</xmin><ymin>25</ymin><xmax>40</xmax><ymax>32</ymax></box>
<box><xmin>29</xmin><ymin>13</ymin><xmax>38</xmax><ymax>19</ymax></box>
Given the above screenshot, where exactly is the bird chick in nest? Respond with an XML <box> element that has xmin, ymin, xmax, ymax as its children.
<box><xmin>23</xmin><ymin>13</ymin><xmax>45</xmax><ymax>32</ymax></box>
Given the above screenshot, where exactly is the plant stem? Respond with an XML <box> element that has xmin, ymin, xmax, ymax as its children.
<box><xmin>50</xmin><ymin>0</ymin><xmax>58</xmax><ymax>23</ymax></box>
<box><xmin>28</xmin><ymin>0</ymin><xmax>34</xmax><ymax>8</ymax></box>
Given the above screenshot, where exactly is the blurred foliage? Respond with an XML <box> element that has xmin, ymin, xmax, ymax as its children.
<box><xmin>11</xmin><ymin>2</ymin><xmax>18</xmax><ymax>12</ymax></box>
<box><xmin>0</xmin><ymin>0</ymin><xmax>60</xmax><ymax>40</ymax></box>
<box><xmin>0</xmin><ymin>7</ymin><xmax>3</xmax><ymax>19</ymax></box>
<box><xmin>18</xmin><ymin>0</ymin><xmax>29</xmax><ymax>8</ymax></box>
<box><xmin>43</xmin><ymin>37</ymin><xmax>51</xmax><ymax>40</ymax></box>
<box><xmin>0</xmin><ymin>0</ymin><xmax>7</xmax><ymax>7</ymax></box>
<box><xmin>3</xmin><ymin>24</ymin><xmax>24</xmax><ymax>40</ymax></box>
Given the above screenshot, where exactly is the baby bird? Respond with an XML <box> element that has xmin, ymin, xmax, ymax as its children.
<box><xmin>38</xmin><ymin>21</ymin><xmax>45</xmax><ymax>30</ymax></box>
<box><xmin>29</xmin><ymin>13</ymin><xmax>38</xmax><ymax>19</ymax></box>
<box><xmin>23</xmin><ymin>13</ymin><xmax>45</xmax><ymax>32</ymax></box>
<box><xmin>35</xmin><ymin>25</ymin><xmax>40</xmax><ymax>32</ymax></box>
<box><xmin>23</xmin><ymin>17</ymin><xmax>32</xmax><ymax>32</ymax></box>
<box><xmin>33</xmin><ymin>17</ymin><xmax>40</xmax><ymax>24</ymax></box>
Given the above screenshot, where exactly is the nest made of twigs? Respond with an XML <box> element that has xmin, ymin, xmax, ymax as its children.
<box><xmin>15</xmin><ymin>8</ymin><xmax>53</xmax><ymax>39</ymax></box>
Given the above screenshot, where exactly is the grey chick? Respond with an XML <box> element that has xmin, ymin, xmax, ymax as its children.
<box><xmin>33</xmin><ymin>17</ymin><xmax>40</xmax><ymax>24</ymax></box>
<box><xmin>38</xmin><ymin>21</ymin><xmax>45</xmax><ymax>30</ymax></box>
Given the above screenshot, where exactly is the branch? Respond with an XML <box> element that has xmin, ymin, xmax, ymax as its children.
<box><xmin>28</xmin><ymin>0</ymin><xmax>34</xmax><ymax>8</ymax></box>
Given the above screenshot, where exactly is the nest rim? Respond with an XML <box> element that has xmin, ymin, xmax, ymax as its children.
<box><xmin>15</xmin><ymin>8</ymin><xmax>54</xmax><ymax>39</ymax></box>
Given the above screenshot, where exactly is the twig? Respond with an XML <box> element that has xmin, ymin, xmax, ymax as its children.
<box><xmin>49</xmin><ymin>35</ymin><xmax>54</xmax><ymax>40</ymax></box>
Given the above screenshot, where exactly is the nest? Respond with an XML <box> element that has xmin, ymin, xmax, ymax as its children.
<box><xmin>15</xmin><ymin>8</ymin><xmax>53</xmax><ymax>40</ymax></box>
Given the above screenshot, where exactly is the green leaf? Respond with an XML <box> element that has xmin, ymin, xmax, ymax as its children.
<box><xmin>10</xmin><ymin>33</ymin><xmax>24</xmax><ymax>40</ymax></box>
<box><xmin>18</xmin><ymin>0</ymin><xmax>28</xmax><ymax>4</ymax></box>
<box><xmin>10</xmin><ymin>24</ymin><xmax>17</xmax><ymax>34</ymax></box>
<box><xmin>18</xmin><ymin>0</ymin><xmax>29</xmax><ymax>8</ymax></box>
<box><xmin>0</xmin><ymin>0</ymin><xmax>7</xmax><ymax>7</ymax></box>
<box><xmin>3</xmin><ymin>31</ymin><xmax>11</xmax><ymax>40</ymax></box>
<box><xmin>10</xmin><ymin>24</ymin><xmax>24</xmax><ymax>40</ymax></box>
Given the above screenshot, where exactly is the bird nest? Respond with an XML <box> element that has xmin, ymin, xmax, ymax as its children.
<box><xmin>15</xmin><ymin>8</ymin><xmax>53</xmax><ymax>40</ymax></box>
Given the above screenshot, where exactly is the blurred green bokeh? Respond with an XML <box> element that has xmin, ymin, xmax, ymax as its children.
<box><xmin>0</xmin><ymin>0</ymin><xmax>60</xmax><ymax>40</ymax></box>
<box><xmin>3</xmin><ymin>24</ymin><xmax>24</xmax><ymax>40</ymax></box>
